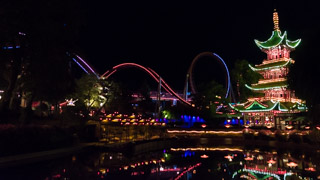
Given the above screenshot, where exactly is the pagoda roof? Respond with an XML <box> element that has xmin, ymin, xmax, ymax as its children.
<box><xmin>254</xmin><ymin>31</ymin><xmax>301</xmax><ymax>49</ymax></box>
<box><xmin>229</xmin><ymin>100</ymin><xmax>290</xmax><ymax>112</ymax></box>
<box><xmin>249</xmin><ymin>59</ymin><xmax>292</xmax><ymax>71</ymax></box>
<box><xmin>245</xmin><ymin>80</ymin><xmax>287</xmax><ymax>91</ymax></box>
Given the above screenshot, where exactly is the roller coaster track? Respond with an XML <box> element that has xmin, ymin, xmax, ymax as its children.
<box><xmin>71</xmin><ymin>52</ymin><xmax>232</xmax><ymax>106</ymax></box>
<box><xmin>101</xmin><ymin>63</ymin><xmax>192</xmax><ymax>106</ymax></box>
<box><xmin>187</xmin><ymin>52</ymin><xmax>231</xmax><ymax>99</ymax></box>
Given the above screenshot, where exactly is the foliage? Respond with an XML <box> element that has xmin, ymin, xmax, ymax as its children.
<box><xmin>72</xmin><ymin>75</ymin><xmax>105</xmax><ymax>110</ymax></box>
<box><xmin>231</xmin><ymin>59</ymin><xmax>262</xmax><ymax>102</ymax></box>
<box><xmin>103</xmin><ymin>81</ymin><xmax>133</xmax><ymax>114</ymax></box>
<box><xmin>191</xmin><ymin>80</ymin><xmax>227</xmax><ymax>120</ymax></box>
<box><xmin>0</xmin><ymin>0</ymin><xmax>86</xmax><ymax>123</ymax></box>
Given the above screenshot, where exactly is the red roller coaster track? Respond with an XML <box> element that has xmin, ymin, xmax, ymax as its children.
<box><xmin>101</xmin><ymin>63</ymin><xmax>192</xmax><ymax>106</ymax></box>
<box><xmin>73</xmin><ymin>52</ymin><xmax>231</xmax><ymax>106</ymax></box>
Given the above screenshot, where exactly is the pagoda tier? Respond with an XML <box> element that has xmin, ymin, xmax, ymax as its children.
<box><xmin>229</xmin><ymin>10</ymin><xmax>306</xmax><ymax>129</ymax></box>
<box><xmin>244</xmin><ymin>10</ymin><xmax>302</xmax><ymax>103</ymax></box>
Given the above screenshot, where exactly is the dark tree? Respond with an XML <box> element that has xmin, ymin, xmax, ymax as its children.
<box><xmin>0</xmin><ymin>0</ymin><xmax>87</xmax><ymax>123</ymax></box>
<box><xmin>231</xmin><ymin>59</ymin><xmax>262</xmax><ymax>102</ymax></box>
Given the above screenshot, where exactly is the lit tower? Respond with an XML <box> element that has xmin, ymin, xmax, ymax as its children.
<box><xmin>246</xmin><ymin>10</ymin><xmax>301</xmax><ymax>103</ymax></box>
<box><xmin>229</xmin><ymin>10</ymin><xmax>306</xmax><ymax>129</ymax></box>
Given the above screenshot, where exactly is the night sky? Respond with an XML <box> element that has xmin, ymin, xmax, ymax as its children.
<box><xmin>81</xmin><ymin>1</ymin><xmax>319</xmax><ymax>90</ymax></box>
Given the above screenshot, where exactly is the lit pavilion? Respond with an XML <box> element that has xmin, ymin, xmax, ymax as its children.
<box><xmin>229</xmin><ymin>10</ymin><xmax>307</xmax><ymax>129</ymax></box>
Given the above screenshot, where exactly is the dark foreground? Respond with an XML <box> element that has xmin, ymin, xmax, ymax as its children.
<box><xmin>0</xmin><ymin>137</ymin><xmax>319</xmax><ymax>180</ymax></box>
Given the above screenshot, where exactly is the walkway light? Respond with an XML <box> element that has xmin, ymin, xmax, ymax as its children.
<box><xmin>200</xmin><ymin>154</ymin><xmax>209</xmax><ymax>159</ymax></box>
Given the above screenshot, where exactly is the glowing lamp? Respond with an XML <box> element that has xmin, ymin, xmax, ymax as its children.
<box><xmin>224</xmin><ymin>155</ymin><xmax>233</xmax><ymax>159</ymax></box>
<box><xmin>287</xmin><ymin>162</ymin><xmax>298</xmax><ymax>168</ymax></box>
<box><xmin>316</xmin><ymin>126</ymin><xmax>320</xmax><ymax>130</ymax></box>
<box><xmin>201</xmin><ymin>124</ymin><xmax>207</xmax><ymax>128</ymax></box>
<box><xmin>267</xmin><ymin>159</ymin><xmax>276</xmax><ymax>164</ymax></box>
<box><xmin>305</xmin><ymin>167</ymin><xmax>316</xmax><ymax>171</ymax></box>
<box><xmin>200</xmin><ymin>154</ymin><xmax>209</xmax><ymax>159</ymax></box>
<box><xmin>305</xmin><ymin>126</ymin><xmax>310</xmax><ymax>130</ymax></box>
<box><xmin>225</xmin><ymin>124</ymin><xmax>231</xmax><ymax>128</ymax></box>
<box><xmin>244</xmin><ymin>157</ymin><xmax>253</xmax><ymax>161</ymax></box>
<box><xmin>285</xmin><ymin>125</ymin><xmax>293</xmax><ymax>130</ymax></box>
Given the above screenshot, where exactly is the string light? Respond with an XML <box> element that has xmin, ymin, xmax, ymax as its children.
<box><xmin>273</xmin><ymin>10</ymin><xmax>280</xmax><ymax>32</ymax></box>
<box><xmin>249</xmin><ymin>60</ymin><xmax>292</xmax><ymax>71</ymax></box>
<box><xmin>245</xmin><ymin>83</ymin><xmax>287</xmax><ymax>91</ymax></box>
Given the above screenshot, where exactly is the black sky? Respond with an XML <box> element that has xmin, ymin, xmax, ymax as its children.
<box><xmin>82</xmin><ymin>1</ymin><xmax>320</xmax><ymax>90</ymax></box>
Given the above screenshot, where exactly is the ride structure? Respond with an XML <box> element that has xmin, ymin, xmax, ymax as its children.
<box><xmin>229</xmin><ymin>10</ymin><xmax>306</xmax><ymax>129</ymax></box>
<box><xmin>99</xmin><ymin>53</ymin><xmax>233</xmax><ymax>107</ymax></box>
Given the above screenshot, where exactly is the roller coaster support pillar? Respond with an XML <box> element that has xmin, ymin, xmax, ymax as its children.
<box><xmin>155</xmin><ymin>77</ymin><xmax>162</xmax><ymax>119</ymax></box>
<box><xmin>183</xmin><ymin>74</ymin><xmax>189</xmax><ymax>101</ymax></box>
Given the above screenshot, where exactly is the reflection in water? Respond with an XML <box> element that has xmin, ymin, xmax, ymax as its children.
<box><xmin>0</xmin><ymin>143</ymin><xmax>319</xmax><ymax>179</ymax></box>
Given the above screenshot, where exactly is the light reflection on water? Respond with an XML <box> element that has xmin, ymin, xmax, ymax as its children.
<box><xmin>0</xmin><ymin>140</ymin><xmax>319</xmax><ymax>180</ymax></box>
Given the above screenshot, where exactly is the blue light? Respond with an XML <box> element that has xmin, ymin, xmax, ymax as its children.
<box><xmin>72</xmin><ymin>58</ymin><xmax>89</xmax><ymax>74</ymax></box>
<box><xmin>213</xmin><ymin>53</ymin><xmax>231</xmax><ymax>99</ymax></box>
<box><xmin>7</xmin><ymin>46</ymin><xmax>13</xmax><ymax>49</ymax></box>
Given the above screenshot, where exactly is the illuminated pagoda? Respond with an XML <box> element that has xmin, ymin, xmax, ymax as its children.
<box><xmin>229</xmin><ymin>10</ymin><xmax>306</xmax><ymax>129</ymax></box>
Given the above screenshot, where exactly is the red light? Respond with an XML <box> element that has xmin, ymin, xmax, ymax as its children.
<box><xmin>201</xmin><ymin>124</ymin><xmax>207</xmax><ymax>128</ymax></box>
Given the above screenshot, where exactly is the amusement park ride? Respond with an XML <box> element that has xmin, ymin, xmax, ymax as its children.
<box><xmin>69</xmin><ymin>51</ymin><xmax>234</xmax><ymax>107</ymax></box>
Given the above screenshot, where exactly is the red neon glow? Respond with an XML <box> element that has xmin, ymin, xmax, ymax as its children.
<box><xmin>174</xmin><ymin>163</ymin><xmax>201</xmax><ymax>180</ymax></box>
<box><xmin>101</xmin><ymin>63</ymin><xmax>191</xmax><ymax>105</ymax></box>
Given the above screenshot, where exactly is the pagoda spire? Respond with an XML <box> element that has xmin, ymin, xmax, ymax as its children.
<box><xmin>273</xmin><ymin>9</ymin><xmax>280</xmax><ymax>32</ymax></box>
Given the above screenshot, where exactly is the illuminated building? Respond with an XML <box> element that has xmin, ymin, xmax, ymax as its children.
<box><xmin>229</xmin><ymin>10</ymin><xmax>306</xmax><ymax>129</ymax></box>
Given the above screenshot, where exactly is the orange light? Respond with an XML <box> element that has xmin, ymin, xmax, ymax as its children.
<box><xmin>225</xmin><ymin>124</ymin><xmax>231</xmax><ymax>128</ymax></box>
<box><xmin>267</xmin><ymin>159</ymin><xmax>276</xmax><ymax>164</ymax></box>
<box><xmin>224</xmin><ymin>155</ymin><xmax>233</xmax><ymax>159</ymax></box>
<box><xmin>285</xmin><ymin>125</ymin><xmax>293</xmax><ymax>130</ymax></box>
<box><xmin>305</xmin><ymin>167</ymin><xmax>316</xmax><ymax>171</ymax></box>
<box><xmin>200</xmin><ymin>154</ymin><xmax>209</xmax><ymax>159</ymax></box>
<box><xmin>305</xmin><ymin>126</ymin><xmax>310</xmax><ymax>130</ymax></box>
<box><xmin>244</xmin><ymin>157</ymin><xmax>253</xmax><ymax>161</ymax></box>
<box><xmin>287</xmin><ymin>162</ymin><xmax>298</xmax><ymax>168</ymax></box>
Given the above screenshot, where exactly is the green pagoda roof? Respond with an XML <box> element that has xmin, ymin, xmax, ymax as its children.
<box><xmin>245</xmin><ymin>80</ymin><xmax>287</xmax><ymax>91</ymax></box>
<box><xmin>229</xmin><ymin>100</ymin><xmax>290</xmax><ymax>112</ymax></box>
<box><xmin>249</xmin><ymin>59</ymin><xmax>292</xmax><ymax>71</ymax></box>
<box><xmin>254</xmin><ymin>31</ymin><xmax>301</xmax><ymax>49</ymax></box>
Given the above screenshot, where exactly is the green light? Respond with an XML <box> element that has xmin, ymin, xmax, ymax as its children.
<box><xmin>248</xmin><ymin>59</ymin><xmax>292</xmax><ymax>71</ymax></box>
<box><xmin>245</xmin><ymin>84</ymin><xmax>287</xmax><ymax>91</ymax></box>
